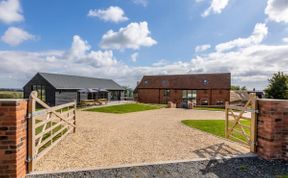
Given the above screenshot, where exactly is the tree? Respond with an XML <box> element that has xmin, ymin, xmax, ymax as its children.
<box><xmin>264</xmin><ymin>72</ymin><xmax>288</xmax><ymax>99</ymax></box>
<box><xmin>231</xmin><ymin>85</ymin><xmax>247</xmax><ymax>91</ymax></box>
<box><xmin>231</xmin><ymin>85</ymin><xmax>240</xmax><ymax>90</ymax></box>
<box><xmin>240</xmin><ymin>86</ymin><xmax>247</xmax><ymax>91</ymax></box>
<box><xmin>122</xmin><ymin>86</ymin><xmax>134</xmax><ymax>98</ymax></box>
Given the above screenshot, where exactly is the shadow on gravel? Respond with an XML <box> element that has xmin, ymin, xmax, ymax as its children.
<box><xmin>193</xmin><ymin>142</ymin><xmax>245</xmax><ymax>158</ymax></box>
<box><xmin>193</xmin><ymin>143</ymin><xmax>288</xmax><ymax>177</ymax></box>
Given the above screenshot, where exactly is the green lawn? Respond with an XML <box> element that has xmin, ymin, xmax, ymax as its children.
<box><xmin>0</xmin><ymin>91</ymin><xmax>23</xmax><ymax>99</ymax></box>
<box><xmin>181</xmin><ymin>120</ymin><xmax>250</xmax><ymax>143</ymax></box>
<box><xmin>35</xmin><ymin>120</ymin><xmax>68</xmax><ymax>153</ymax></box>
<box><xmin>193</xmin><ymin>107</ymin><xmax>225</xmax><ymax>111</ymax></box>
<box><xmin>85</xmin><ymin>103</ymin><xmax>165</xmax><ymax>114</ymax></box>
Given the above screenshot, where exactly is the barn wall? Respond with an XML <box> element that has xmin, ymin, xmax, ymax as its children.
<box><xmin>196</xmin><ymin>90</ymin><xmax>211</xmax><ymax>105</ymax></box>
<box><xmin>211</xmin><ymin>89</ymin><xmax>230</xmax><ymax>105</ymax></box>
<box><xmin>23</xmin><ymin>73</ymin><xmax>55</xmax><ymax>106</ymax></box>
<box><xmin>137</xmin><ymin>89</ymin><xmax>160</xmax><ymax>103</ymax></box>
<box><xmin>158</xmin><ymin>89</ymin><xmax>182</xmax><ymax>106</ymax></box>
<box><xmin>55</xmin><ymin>90</ymin><xmax>78</xmax><ymax>106</ymax></box>
<box><xmin>138</xmin><ymin>88</ymin><xmax>229</xmax><ymax>107</ymax></box>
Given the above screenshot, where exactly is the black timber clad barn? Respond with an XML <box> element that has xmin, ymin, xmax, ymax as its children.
<box><xmin>23</xmin><ymin>73</ymin><xmax>124</xmax><ymax>106</ymax></box>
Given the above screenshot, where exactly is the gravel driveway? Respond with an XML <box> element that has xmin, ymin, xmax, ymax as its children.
<box><xmin>35</xmin><ymin>108</ymin><xmax>250</xmax><ymax>172</ymax></box>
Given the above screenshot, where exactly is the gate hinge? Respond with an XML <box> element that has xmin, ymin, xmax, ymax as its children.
<box><xmin>26</xmin><ymin>113</ymin><xmax>32</xmax><ymax>119</ymax></box>
<box><xmin>26</xmin><ymin>155</ymin><xmax>37</xmax><ymax>163</ymax></box>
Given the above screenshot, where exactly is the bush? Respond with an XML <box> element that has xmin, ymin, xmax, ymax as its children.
<box><xmin>264</xmin><ymin>72</ymin><xmax>288</xmax><ymax>99</ymax></box>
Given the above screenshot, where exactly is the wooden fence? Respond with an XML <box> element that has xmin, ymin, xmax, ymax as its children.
<box><xmin>27</xmin><ymin>91</ymin><xmax>76</xmax><ymax>172</ymax></box>
<box><xmin>225</xmin><ymin>93</ymin><xmax>258</xmax><ymax>152</ymax></box>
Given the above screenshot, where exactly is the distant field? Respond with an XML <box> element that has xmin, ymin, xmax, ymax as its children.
<box><xmin>0</xmin><ymin>91</ymin><xmax>23</xmax><ymax>99</ymax></box>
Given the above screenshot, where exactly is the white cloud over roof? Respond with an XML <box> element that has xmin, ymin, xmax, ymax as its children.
<box><xmin>215</xmin><ymin>23</ymin><xmax>268</xmax><ymax>52</ymax></box>
<box><xmin>100</xmin><ymin>21</ymin><xmax>157</xmax><ymax>50</ymax></box>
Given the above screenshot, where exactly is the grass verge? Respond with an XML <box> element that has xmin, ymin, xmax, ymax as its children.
<box><xmin>35</xmin><ymin>120</ymin><xmax>68</xmax><ymax>153</ymax></box>
<box><xmin>181</xmin><ymin>120</ymin><xmax>250</xmax><ymax>143</ymax></box>
<box><xmin>85</xmin><ymin>103</ymin><xmax>165</xmax><ymax>114</ymax></box>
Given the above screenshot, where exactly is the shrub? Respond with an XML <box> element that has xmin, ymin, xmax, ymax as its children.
<box><xmin>264</xmin><ymin>72</ymin><xmax>288</xmax><ymax>99</ymax></box>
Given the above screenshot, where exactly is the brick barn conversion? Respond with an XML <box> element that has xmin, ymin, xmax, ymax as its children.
<box><xmin>23</xmin><ymin>72</ymin><xmax>124</xmax><ymax>106</ymax></box>
<box><xmin>135</xmin><ymin>73</ymin><xmax>231</xmax><ymax>107</ymax></box>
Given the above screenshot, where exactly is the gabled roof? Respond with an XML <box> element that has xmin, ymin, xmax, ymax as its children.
<box><xmin>136</xmin><ymin>73</ymin><xmax>231</xmax><ymax>90</ymax></box>
<box><xmin>38</xmin><ymin>72</ymin><xmax>124</xmax><ymax>90</ymax></box>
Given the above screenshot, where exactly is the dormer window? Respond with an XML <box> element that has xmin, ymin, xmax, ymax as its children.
<box><xmin>203</xmin><ymin>79</ymin><xmax>208</xmax><ymax>85</ymax></box>
<box><xmin>144</xmin><ymin>80</ymin><xmax>149</xmax><ymax>85</ymax></box>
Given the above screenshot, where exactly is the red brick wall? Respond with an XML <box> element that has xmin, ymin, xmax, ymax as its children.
<box><xmin>196</xmin><ymin>90</ymin><xmax>210</xmax><ymax>105</ymax></box>
<box><xmin>138</xmin><ymin>89</ymin><xmax>229</xmax><ymax>107</ymax></box>
<box><xmin>158</xmin><ymin>89</ymin><xmax>182</xmax><ymax>106</ymax></box>
<box><xmin>137</xmin><ymin>89</ymin><xmax>160</xmax><ymax>104</ymax></box>
<box><xmin>0</xmin><ymin>100</ymin><xmax>27</xmax><ymax>178</ymax></box>
<box><xmin>170</xmin><ymin>90</ymin><xmax>182</xmax><ymax>107</ymax></box>
<box><xmin>257</xmin><ymin>99</ymin><xmax>288</xmax><ymax>160</ymax></box>
<box><xmin>211</xmin><ymin>89</ymin><xmax>230</xmax><ymax>105</ymax></box>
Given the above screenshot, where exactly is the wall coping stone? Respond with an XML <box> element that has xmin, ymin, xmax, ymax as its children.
<box><xmin>0</xmin><ymin>99</ymin><xmax>27</xmax><ymax>106</ymax></box>
<box><xmin>258</xmin><ymin>98</ymin><xmax>288</xmax><ymax>102</ymax></box>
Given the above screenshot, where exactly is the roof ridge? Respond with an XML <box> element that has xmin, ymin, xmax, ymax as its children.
<box><xmin>143</xmin><ymin>73</ymin><xmax>231</xmax><ymax>77</ymax></box>
<box><xmin>38</xmin><ymin>72</ymin><xmax>113</xmax><ymax>81</ymax></box>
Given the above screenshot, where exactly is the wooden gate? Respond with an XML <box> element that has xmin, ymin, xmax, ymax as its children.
<box><xmin>225</xmin><ymin>93</ymin><xmax>258</xmax><ymax>152</ymax></box>
<box><xmin>27</xmin><ymin>91</ymin><xmax>76</xmax><ymax>172</ymax></box>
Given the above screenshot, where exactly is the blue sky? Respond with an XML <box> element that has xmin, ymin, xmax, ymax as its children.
<box><xmin>0</xmin><ymin>0</ymin><xmax>288</xmax><ymax>89</ymax></box>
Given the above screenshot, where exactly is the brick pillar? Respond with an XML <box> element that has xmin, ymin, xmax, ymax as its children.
<box><xmin>257</xmin><ymin>99</ymin><xmax>288</xmax><ymax>160</ymax></box>
<box><xmin>0</xmin><ymin>99</ymin><xmax>27</xmax><ymax>178</ymax></box>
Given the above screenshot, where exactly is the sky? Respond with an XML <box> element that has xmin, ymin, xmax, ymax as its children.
<box><xmin>0</xmin><ymin>0</ymin><xmax>288</xmax><ymax>89</ymax></box>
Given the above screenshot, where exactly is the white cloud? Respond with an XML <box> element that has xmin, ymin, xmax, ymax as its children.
<box><xmin>265</xmin><ymin>0</ymin><xmax>288</xmax><ymax>23</ymax></box>
<box><xmin>195</xmin><ymin>44</ymin><xmax>211</xmax><ymax>52</ymax></box>
<box><xmin>152</xmin><ymin>59</ymin><xmax>169</xmax><ymax>66</ymax></box>
<box><xmin>215</xmin><ymin>23</ymin><xmax>268</xmax><ymax>52</ymax></box>
<box><xmin>283</xmin><ymin>37</ymin><xmax>288</xmax><ymax>43</ymax></box>
<box><xmin>68</xmin><ymin>35</ymin><xmax>91</xmax><ymax>59</ymax></box>
<box><xmin>132</xmin><ymin>0</ymin><xmax>148</xmax><ymax>7</ymax></box>
<box><xmin>87</xmin><ymin>50</ymin><xmax>117</xmax><ymax>67</ymax></box>
<box><xmin>0</xmin><ymin>0</ymin><xmax>23</xmax><ymax>24</ymax></box>
<box><xmin>1</xmin><ymin>43</ymin><xmax>288</xmax><ymax>89</ymax></box>
<box><xmin>195</xmin><ymin>0</ymin><xmax>205</xmax><ymax>2</ymax></box>
<box><xmin>88</xmin><ymin>6</ymin><xmax>128</xmax><ymax>23</ymax></box>
<box><xmin>68</xmin><ymin>35</ymin><xmax>117</xmax><ymax>67</ymax></box>
<box><xmin>100</xmin><ymin>21</ymin><xmax>157</xmax><ymax>50</ymax></box>
<box><xmin>131</xmin><ymin>52</ymin><xmax>138</xmax><ymax>62</ymax></box>
<box><xmin>1</xmin><ymin>23</ymin><xmax>288</xmax><ymax>90</ymax></box>
<box><xmin>202</xmin><ymin>0</ymin><xmax>230</xmax><ymax>17</ymax></box>
<box><xmin>1</xmin><ymin>27</ymin><xmax>35</xmax><ymax>46</ymax></box>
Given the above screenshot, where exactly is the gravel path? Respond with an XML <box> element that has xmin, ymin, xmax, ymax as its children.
<box><xmin>29</xmin><ymin>157</ymin><xmax>288</xmax><ymax>178</ymax></box>
<box><xmin>35</xmin><ymin>108</ymin><xmax>250</xmax><ymax>171</ymax></box>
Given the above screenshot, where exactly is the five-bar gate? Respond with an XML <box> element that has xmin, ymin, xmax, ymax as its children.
<box><xmin>225</xmin><ymin>93</ymin><xmax>258</xmax><ymax>152</ymax></box>
<box><xmin>27</xmin><ymin>91</ymin><xmax>76</xmax><ymax>172</ymax></box>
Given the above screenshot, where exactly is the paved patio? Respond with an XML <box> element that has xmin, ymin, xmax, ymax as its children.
<box><xmin>35</xmin><ymin>108</ymin><xmax>250</xmax><ymax>172</ymax></box>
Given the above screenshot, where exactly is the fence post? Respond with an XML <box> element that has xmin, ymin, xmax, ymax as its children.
<box><xmin>225</xmin><ymin>101</ymin><xmax>229</xmax><ymax>138</ymax></box>
<box><xmin>27</xmin><ymin>91</ymin><xmax>37</xmax><ymax>172</ymax></box>
<box><xmin>250</xmin><ymin>93</ymin><xmax>257</xmax><ymax>153</ymax></box>
<box><xmin>73</xmin><ymin>100</ymin><xmax>76</xmax><ymax>133</ymax></box>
